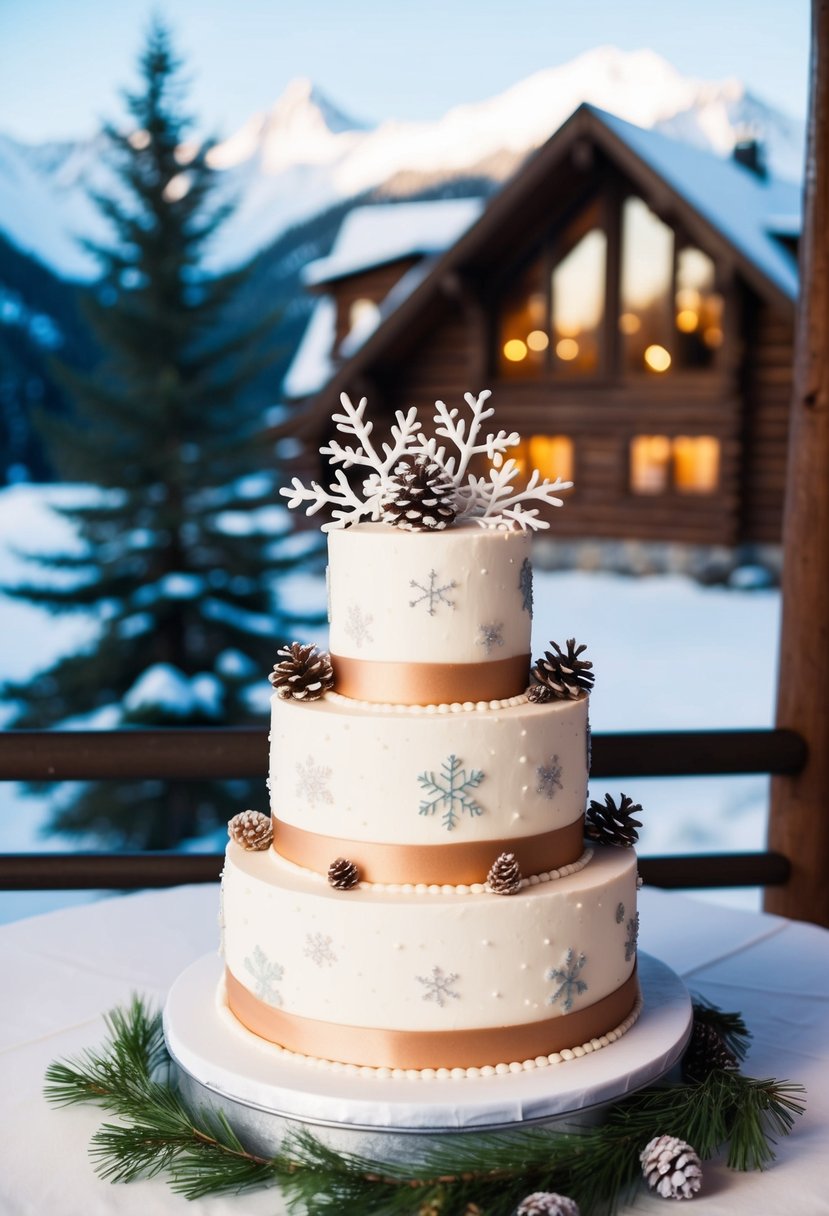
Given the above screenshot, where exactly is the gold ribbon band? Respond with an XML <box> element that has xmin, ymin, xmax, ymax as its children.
<box><xmin>331</xmin><ymin>652</ymin><xmax>531</xmax><ymax>705</ymax></box>
<box><xmin>273</xmin><ymin>817</ymin><xmax>585</xmax><ymax>885</ymax></box>
<box><xmin>225</xmin><ymin>967</ymin><xmax>639</xmax><ymax>1070</ymax></box>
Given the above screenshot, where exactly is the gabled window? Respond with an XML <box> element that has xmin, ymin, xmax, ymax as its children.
<box><xmin>495</xmin><ymin>193</ymin><xmax>724</xmax><ymax>381</ymax></box>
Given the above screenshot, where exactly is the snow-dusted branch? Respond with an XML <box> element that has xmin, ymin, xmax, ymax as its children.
<box><xmin>279</xmin><ymin>390</ymin><xmax>573</xmax><ymax>531</ymax></box>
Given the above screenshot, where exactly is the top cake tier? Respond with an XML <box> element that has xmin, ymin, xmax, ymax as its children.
<box><xmin>327</xmin><ymin>523</ymin><xmax>532</xmax><ymax>705</ymax></box>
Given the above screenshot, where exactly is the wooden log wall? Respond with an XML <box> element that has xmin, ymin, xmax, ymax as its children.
<box><xmin>740</xmin><ymin>300</ymin><xmax>795</xmax><ymax>544</ymax></box>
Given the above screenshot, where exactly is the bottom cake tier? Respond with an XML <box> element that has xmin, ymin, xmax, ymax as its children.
<box><xmin>221</xmin><ymin>842</ymin><xmax>640</xmax><ymax>1072</ymax></box>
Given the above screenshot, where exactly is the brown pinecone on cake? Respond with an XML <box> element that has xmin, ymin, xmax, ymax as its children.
<box><xmin>228</xmin><ymin>810</ymin><xmax>273</xmax><ymax>851</ymax></box>
<box><xmin>640</xmin><ymin>1134</ymin><xmax>703</xmax><ymax>1200</ymax></box>
<box><xmin>585</xmin><ymin>793</ymin><xmax>642</xmax><ymax>848</ymax></box>
<box><xmin>682</xmin><ymin>1020</ymin><xmax>739</xmax><ymax>1083</ymax></box>
<box><xmin>382</xmin><ymin>455</ymin><xmax>457</xmax><ymax>531</ymax></box>
<box><xmin>487</xmin><ymin>851</ymin><xmax>523</xmax><ymax>894</ymax></box>
<box><xmin>526</xmin><ymin>683</ymin><xmax>553</xmax><ymax>704</ymax></box>
<box><xmin>515</xmin><ymin>1194</ymin><xmax>581</xmax><ymax>1216</ymax></box>
<box><xmin>531</xmin><ymin>638</ymin><xmax>594</xmax><ymax>700</ymax></box>
<box><xmin>327</xmin><ymin>857</ymin><xmax>360</xmax><ymax>890</ymax></box>
<box><xmin>268</xmin><ymin>642</ymin><xmax>333</xmax><ymax>701</ymax></box>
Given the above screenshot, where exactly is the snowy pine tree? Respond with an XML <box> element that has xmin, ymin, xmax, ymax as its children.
<box><xmin>2</xmin><ymin>20</ymin><xmax>323</xmax><ymax>847</ymax></box>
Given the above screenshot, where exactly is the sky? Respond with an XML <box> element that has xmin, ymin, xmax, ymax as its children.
<box><xmin>0</xmin><ymin>0</ymin><xmax>812</xmax><ymax>145</ymax></box>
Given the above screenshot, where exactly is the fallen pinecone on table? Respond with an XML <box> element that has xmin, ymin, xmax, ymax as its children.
<box><xmin>487</xmin><ymin>851</ymin><xmax>523</xmax><ymax>894</ymax></box>
<box><xmin>515</xmin><ymin>1193</ymin><xmax>581</xmax><ymax>1216</ymax></box>
<box><xmin>328</xmin><ymin>857</ymin><xmax>360</xmax><ymax>890</ymax></box>
<box><xmin>382</xmin><ymin>455</ymin><xmax>458</xmax><ymax>531</ymax></box>
<box><xmin>682</xmin><ymin>1020</ymin><xmax>739</xmax><ymax>1083</ymax></box>
<box><xmin>531</xmin><ymin>638</ymin><xmax>594</xmax><ymax>699</ymax></box>
<box><xmin>228</xmin><ymin>810</ymin><xmax>273</xmax><ymax>851</ymax></box>
<box><xmin>268</xmin><ymin>642</ymin><xmax>334</xmax><ymax>701</ymax></box>
<box><xmin>585</xmin><ymin>793</ymin><xmax>642</xmax><ymax>848</ymax></box>
<box><xmin>640</xmin><ymin>1134</ymin><xmax>703</xmax><ymax>1200</ymax></box>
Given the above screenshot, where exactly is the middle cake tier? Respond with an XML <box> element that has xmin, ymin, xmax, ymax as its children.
<box><xmin>269</xmin><ymin>690</ymin><xmax>589</xmax><ymax>885</ymax></box>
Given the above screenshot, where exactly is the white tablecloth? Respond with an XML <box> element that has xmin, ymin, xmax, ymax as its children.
<box><xmin>1</xmin><ymin>885</ymin><xmax>828</xmax><ymax>1215</ymax></box>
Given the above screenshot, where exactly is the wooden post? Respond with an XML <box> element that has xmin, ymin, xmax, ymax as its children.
<box><xmin>765</xmin><ymin>0</ymin><xmax>829</xmax><ymax>926</ymax></box>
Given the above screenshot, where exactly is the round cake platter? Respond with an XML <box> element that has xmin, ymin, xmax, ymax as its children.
<box><xmin>164</xmin><ymin>951</ymin><xmax>691</xmax><ymax>1166</ymax></box>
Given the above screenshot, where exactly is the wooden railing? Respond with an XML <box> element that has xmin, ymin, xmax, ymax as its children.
<box><xmin>0</xmin><ymin>726</ymin><xmax>805</xmax><ymax>893</ymax></box>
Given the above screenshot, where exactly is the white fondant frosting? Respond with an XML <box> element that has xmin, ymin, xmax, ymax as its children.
<box><xmin>222</xmin><ymin>843</ymin><xmax>637</xmax><ymax>1034</ymax></box>
<box><xmin>327</xmin><ymin>522</ymin><xmax>532</xmax><ymax>666</ymax></box>
<box><xmin>269</xmin><ymin>690</ymin><xmax>588</xmax><ymax>846</ymax></box>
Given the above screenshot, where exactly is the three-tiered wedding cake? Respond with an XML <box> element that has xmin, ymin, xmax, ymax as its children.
<box><xmin>219</xmin><ymin>391</ymin><xmax>641</xmax><ymax>1075</ymax></box>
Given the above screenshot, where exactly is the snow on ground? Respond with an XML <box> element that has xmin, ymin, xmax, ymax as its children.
<box><xmin>0</xmin><ymin>484</ymin><xmax>780</xmax><ymax>923</ymax></box>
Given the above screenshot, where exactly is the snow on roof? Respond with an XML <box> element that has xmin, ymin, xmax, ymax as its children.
<box><xmin>281</xmin><ymin>296</ymin><xmax>336</xmax><ymax>399</ymax></box>
<box><xmin>593</xmin><ymin>107</ymin><xmax>801</xmax><ymax>300</ymax></box>
<box><xmin>302</xmin><ymin>198</ymin><xmax>484</xmax><ymax>286</ymax></box>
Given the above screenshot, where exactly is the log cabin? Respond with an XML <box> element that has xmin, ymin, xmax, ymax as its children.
<box><xmin>282</xmin><ymin>104</ymin><xmax>801</xmax><ymax>568</ymax></box>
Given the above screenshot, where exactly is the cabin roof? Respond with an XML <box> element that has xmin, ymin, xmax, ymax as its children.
<box><xmin>302</xmin><ymin>198</ymin><xmax>485</xmax><ymax>287</ymax></box>
<box><xmin>283</xmin><ymin>103</ymin><xmax>801</xmax><ymax>415</ymax></box>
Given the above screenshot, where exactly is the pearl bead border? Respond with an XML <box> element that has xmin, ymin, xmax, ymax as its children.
<box><xmin>324</xmin><ymin>690</ymin><xmax>529</xmax><ymax>713</ymax></box>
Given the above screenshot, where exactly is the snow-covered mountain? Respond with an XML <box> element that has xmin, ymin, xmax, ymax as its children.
<box><xmin>0</xmin><ymin>47</ymin><xmax>805</xmax><ymax>282</ymax></box>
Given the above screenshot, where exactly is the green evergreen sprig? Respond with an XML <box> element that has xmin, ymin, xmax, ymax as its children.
<box><xmin>45</xmin><ymin>997</ymin><xmax>805</xmax><ymax>1214</ymax></box>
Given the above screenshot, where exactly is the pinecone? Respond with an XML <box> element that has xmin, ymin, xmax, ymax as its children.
<box><xmin>526</xmin><ymin>683</ymin><xmax>553</xmax><ymax>704</ymax></box>
<box><xmin>487</xmin><ymin>851</ymin><xmax>523</xmax><ymax>894</ymax></box>
<box><xmin>228</xmin><ymin>810</ymin><xmax>273</xmax><ymax>851</ymax></box>
<box><xmin>640</xmin><ymin>1135</ymin><xmax>703</xmax><ymax>1200</ymax></box>
<box><xmin>268</xmin><ymin>642</ymin><xmax>334</xmax><ymax>701</ymax></box>
<box><xmin>515</xmin><ymin>1194</ymin><xmax>581</xmax><ymax>1216</ymax></box>
<box><xmin>327</xmin><ymin>857</ymin><xmax>360</xmax><ymax>890</ymax></box>
<box><xmin>531</xmin><ymin>638</ymin><xmax>594</xmax><ymax>700</ymax></box>
<box><xmin>382</xmin><ymin>455</ymin><xmax>458</xmax><ymax>531</ymax></box>
<box><xmin>682</xmin><ymin>1020</ymin><xmax>739</xmax><ymax>1083</ymax></box>
<box><xmin>585</xmin><ymin>793</ymin><xmax>642</xmax><ymax>848</ymax></box>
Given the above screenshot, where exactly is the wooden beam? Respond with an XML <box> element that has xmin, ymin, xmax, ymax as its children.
<box><xmin>0</xmin><ymin>727</ymin><xmax>806</xmax><ymax>782</ymax></box>
<box><xmin>766</xmin><ymin>0</ymin><xmax>829</xmax><ymax>927</ymax></box>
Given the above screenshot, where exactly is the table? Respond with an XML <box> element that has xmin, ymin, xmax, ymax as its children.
<box><xmin>1</xmin><ymin>886</ymin><xmax>828</xmax><ymax>1215</ymax></box>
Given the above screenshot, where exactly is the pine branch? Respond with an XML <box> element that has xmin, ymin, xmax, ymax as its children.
<box><xmin>44</xmin><ymin>997</ymin><xmax>806</xmax><ymax>1213</ymax></box>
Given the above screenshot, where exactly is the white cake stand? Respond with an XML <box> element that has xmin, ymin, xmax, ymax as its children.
<box><xmin>164</xmin><ymin>951</ymin><xmax>691</xmax><ymax>1165</ymax></box>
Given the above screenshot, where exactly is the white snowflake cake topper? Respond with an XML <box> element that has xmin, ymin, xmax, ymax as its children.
<box><xmin>280</xmin><ymin>389</ymin><xmax>573</xmax><ymax>531</ymax></box>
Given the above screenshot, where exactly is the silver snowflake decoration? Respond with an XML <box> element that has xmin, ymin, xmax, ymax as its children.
<box><xmin>295</xmin><ymin>755</ymin><xmax>333</xmax><ymax>807</ymax></box>
<box><xmin>416</xmin><ymin>965</ymin><xmax>460</xmax><ymax>1008</ymax></box>
<box><xmin>519</xmin><ymin>556</ymin><xmax>533</xmax><ymax>615</ymax></box>
<box><xmin>547</xmin><ymin>948</ymin><xmax>588</xmax><ymax>1012</ymax></box>
<box><xmin>616</xmin><ymin>902</ymin><xmax>625</xmax><ymax>924</ymax></box>
<box><xmin>244</xmin><ymin>945</ymin><xmax>284</xmax><ymax>1005</ymax></box>
<box><xmin>410</xmin><ymin>568</ymin><xmax>457</xmax><ymax>615</ymax></box>
<box><xmin>303</xmin><ymin>932</ymin><xmax>337</xmax><ymax>968</ymax></box>
<box><xmin>279</xmin><ymin>390</ymin><xmax>572</xmax><ymax>531</ymax></box>
<box><xmin>625</xmin><ymin>913</ymin><xmax>640</xmax><ymax>962</ymax></box>
<box><xmin>418</xmin><ymin>754</ymin><xmax>485</xmax><ymax>831</ymax></box>
<box><xmin>537</xmin><ymin>755</ymin><xmax>563</xmax><ymax>799</ymax></box>
<box><xmin>477</xmin><ymin>622</ymin><xmax>504</xmax><ymax>654</ymax></box>
<box><xmin>344</xmin><ymin>603</ymin><xmax>373</xmax><ymax>647</ymax></box>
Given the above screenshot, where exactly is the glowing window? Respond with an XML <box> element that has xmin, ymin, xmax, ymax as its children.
<box><xmin>499</xmin><ymin>257</ymin><xmax>546</xmax><ymax>378</ymax></box>
<box><xmin>511</xmin><ymin>435</ymin><xmax>574</xmax><ymax>483</ymax></box>
<box><xmin>675</xmin><ymin>249</ymin><xmax>724</xmax><ymax>369</ymax></box>
<box><xmin>348</xmin><ymin>298</ymin><xmax>380</xmax><ymax>335</ymax></box>
<box><xmin>630</xmin><ymin>435</ymin><xmax>720</xmax><ymax>495</ymax></box>
<box><xmin>630</xmin><ymin>435</ymin><xmax>671</xmax><ymax>494</ymax></box>
<box><xmin>620</xmin><ymin>199</ymin><xmax>674</xmax><ymax>374</ymax></box>
<box><xmin>673</xmin><ymin>436</ymin><xmax>720</xmax><ymax>493</ymax></box>
<box><xmin>551</xmin><ymin>229</ymin><xmax>606</xmax><ymax>375</ymax></box>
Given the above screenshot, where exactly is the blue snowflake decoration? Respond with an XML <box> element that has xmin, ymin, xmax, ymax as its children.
<box><xmin>537</xmin><ymin>755</ymin><xmax>563</xmax><ymax>799</ymax></box>
<box><xmin>416</xmin><ymin>965</ymin><xmax>460</xmax><ymax>1008</ymax></box>
<box><xmin>625</xmin><ymin>913</ymin><xmax>640</xmax><ymax>962</ymax></box>
<box><xmin>547</xmin><ymin>948</ymin><xmax>588</xmax><ymax>1012</ymax></box>
<box><xmin>418</xmin><ymin>754</ymin><xmax>485</xmax><ymax>831</ymax></box>
<box><xmin>410</xmin><ymin>569</ymin><xmax>457</xmax><ymax>615</ymax></box>
<box><xmin>243</xmin><ymin>945</ymin><xmax>284</xmax><ymax>1006</ymax></box>
<box><xmin>477</xmin><ymin>622</ymin><xmax>504</xmax><ymax>654</ymax></box>
<box><xmin>519</xmin><ymin>556</ymin><xmax>533</xmax><ymax>616</ymax></box>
